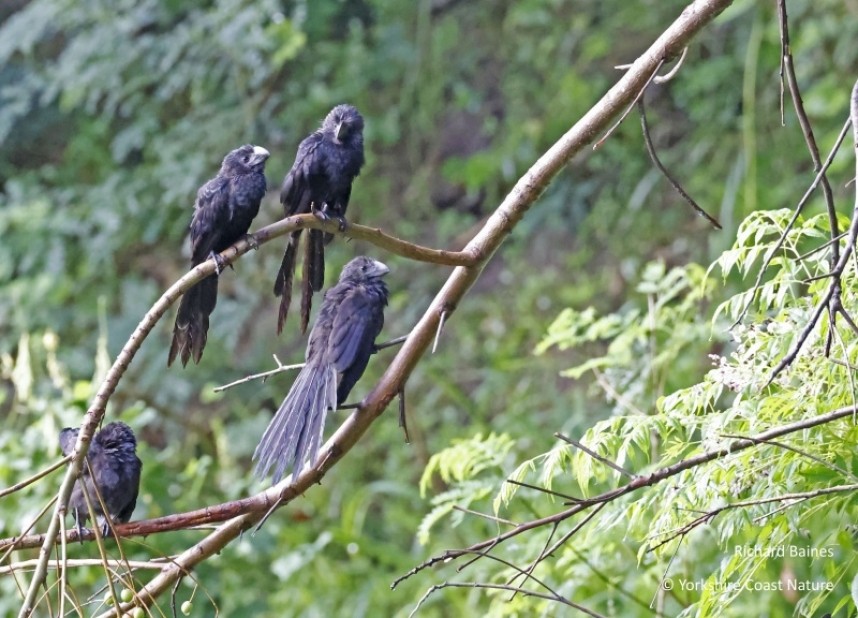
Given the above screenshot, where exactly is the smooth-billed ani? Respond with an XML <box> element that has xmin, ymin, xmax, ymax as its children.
<box><xmin>59</xmin><ymin>422</ymin><xmax>142</xmax><ymax>535</ymax></box>
<box><xmin>168</xmin><ymin>144</ymin><xmax>270</xmax><ymax>366</ymax></box>
<box><xmin>255</xmin><ymin>256</ymin><xmax>389</xmax><ymax>483</ymax></box>
<box><xmin>274</xmin><ymin>104</ymin><xmax>365</xmax><ymax>335</ymax></box>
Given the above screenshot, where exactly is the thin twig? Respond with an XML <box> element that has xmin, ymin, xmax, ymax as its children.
<box><xmin>0</xmin><ymin>560</ymin><xmax>166</xmax><ymax>575</ymax></box>
<box><xmin>0</xmin><ymin>456</ymin><xmax>70</xmax><ymax>499</ymax></box>
<box><xmin>719</xmin><ymin>432</ymin><xmax>858</xmax><ymax>482</ymax></box>
<box><xmin>766</xmin><ymin>284</ymin><xmax>835</xmax><ymax>383</ymax></box>
<box><xmin>463</xmin><ymin>548</ymin><xmax>581</xmax><ymax>610</ymax></box>
<box><xmin>648</xmin><ymin>483</ymin><xmax>858</xmax><ymax>552</ymax></box>
<box><xmin>409</xmin><ymin>581</ymin><xmax>597</xmax><ymax>618</ymax></box>
<box><xmin>451</xmin><ymin>506</ymin><xmax>517</xmax><ymax>527</ymax></box>
<box><xmin>593</xmin><ymin>367</ymin><xmax>645</xmax><ymax>416</ymax></box>
<box><xmin>398</xmin><ymin>387</ymin><xmax>410</xmax><ymax>444</ymax></box>
<box><xmin>778</xmin><ymin>0</ymin><xmax>840</xmax><ymax>266</ymax></box>
<box><xmin>594</xmin><ymin>59</ymin><xmax>665</xmax><ymax>150</ymax></box>
<box><xmin>651</xmin><ymin>534</ymin><xmax>685</xmax><ymax>608</ymax></box>
<box><xmin>555</xmin><ymin>433</ymin><xmax>637</xmax><ymax>479</ymax></box>
<box><xmin>507</xmin><ymin>503</ymin><xmax>607</xmax><ymax>597</ymax></box>
<box><xmin>213</xmin><ymin>357</ymin><xmax>305</xmax><ymax>392</ymax></box>
<box><xmin>79</xmin><ymin>462</ymin><xmax>122</xmax><ymax>612</ymax></box>
<box><xmin>796</xmin><ymin>231</ymin><xmax>848</xmax><ymax>262</ymax></box>
<box><xmin>504</xmin><ymin>521</ymin><xmax>559</xmax><ymax>600</ymax></box>
<box><xmin>0</xmin><ymin>496</ymin><xmax>58</xmax><ymax>563</ymax></box>
<box><xmin>638</xmin><ymin>99</ymin><xmax>721</xmax><ymax>228</ymax></box>
<box><xmin>375</xmin><ymin>335</ymin><xmax>409</xmax><ymax>351</ymax></box>
<box><xmin>413</xmin><ymin>548</ymin><xmax>606</xmax><ymax>618</ymax></box>
<box><xmin>504</xmin><ymin>478</ymin><xmax>580</xmax><ymax>503</ymax></box>
<box><xmin>432</xmin><ymin>310</ymin><xmax>448</xmax><ymax>354</ymax></box>
<box><xmin>653</xmin><ymin>46</ymin><xmax>688</xmax><ymax>84</ymax></box>
<box><xmin>57</xmin><ymin>513</ymin><xmax>67</xmax><ymax>618</ymax></box>
<box><xmin>568</xmin><ymin>545</ymin><xmax>658</xmax><ymax>615</ymax></box>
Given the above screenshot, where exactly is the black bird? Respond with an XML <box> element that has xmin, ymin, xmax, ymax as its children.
<box><xmin>168</xmin><ymin>144</ymin><xmax>270</xmax><ymax>367</ymax></box>
<box><xmin>59</xmin><ymin>422</ymin><xmax>142</xmax><ymax>536</ymax></box>
<box><xmin>255</xmin><ymin>256</ymin><xmax>389</xmax><ymax>483</ymax></box>
<box><xmin>274</xmin><ymin>104</ymin><xmax>365</xmax><ymax>335</ymax></box>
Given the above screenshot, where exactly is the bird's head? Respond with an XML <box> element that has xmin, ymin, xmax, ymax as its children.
<box><xmin>96</xmin><ymin>422</ymin><xmax>139</xmax><ymax>456</ymax></box>
<box><xmin>221</xmin><ymin>144</ymin><xmax>270</xmax><ymax>175</ymax></box>
<box><xmin>323</xmin><ymin>104</ymin><xmax>365</xmax><ymax>144</ymax></box>
<box><xmin>340</xmin><ymin>256</ymin><xmax>389</xmax><ymax>281</ymax></box>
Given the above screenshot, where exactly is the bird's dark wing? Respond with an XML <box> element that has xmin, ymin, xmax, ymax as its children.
<box><xmin>280</xmin><ymin>132</ymin><xmax>323</xmax><ymax>215</ymax></box>
<box><xmin>169</xmin><ymin>175</ymin><xmax>231</xmax><ymax>366</ymax></box>
<box><xmin>90</xmin><ymin>449</ymin><xmax>120</xmax><ymax>510</ymax></box>
<box><xmin>327</xmin><ymin>286</ymin><xmax>385</xmax><ymax>402</ymax></box>
<box><xmin>115</xmin><ymin>454</ymin><xmax>142</xmax><ymax>523</ymax></box>
<box><xmin>189</xmin><ymin>175</ymin><xmax>231</xmax><ymax>264</ymax></box>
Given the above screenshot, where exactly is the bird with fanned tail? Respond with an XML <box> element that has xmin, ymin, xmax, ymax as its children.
<box><xmin>255</xmin><ymin>256</ymin><xmax>389</xmax><ymax>483</ymax></box>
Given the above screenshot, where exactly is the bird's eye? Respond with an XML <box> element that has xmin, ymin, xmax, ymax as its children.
<box><xmin>243</xmin><ymin>155</ymin><xmax>250</xmax><ymax>162</ymax></box>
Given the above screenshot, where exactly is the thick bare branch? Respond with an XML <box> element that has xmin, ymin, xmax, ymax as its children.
<box><xmin>255</xmin><ymin>215</ymin><xmax>478</xmax><ymax>266</ymax></box>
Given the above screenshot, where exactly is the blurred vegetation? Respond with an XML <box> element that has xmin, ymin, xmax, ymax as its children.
<box><xmin>1</xmin><ymin>0</ymin><xmax>858</xmax><ymax>616</ymax></box>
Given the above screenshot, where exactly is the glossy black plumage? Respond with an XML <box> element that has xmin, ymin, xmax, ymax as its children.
<box><xmin>274</xmin><ymin>104</ymin><xmax>365</xmax><ymax>335</ymax></box>
<box><xmin>255</xmin><ymin>256</ymin><xmax>389</xmax><ymax>483</ymax></box>
<box><xmin>59</xmin><ymin>422</ymin><xmax>142</xmax><ymax>535</ymax></box>
<box><xmin>168</xmin><ymin>144</ymin><xmax>269</xmax><ymax>366</ymax></box>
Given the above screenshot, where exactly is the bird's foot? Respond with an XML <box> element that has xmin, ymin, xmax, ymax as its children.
<box><xmin>94</xmin><ymin>515</ymin><xmax>113</xmax><ymax>538</ymax></box>
<box><xmin>74</xmin><ymin>516</ymin><xmax>85</xmax><ymax>544</ymax></box>
<box><xmin>312</xmin><ymin>208</ymin><xmax>331</xmax><ymax>223</ymax></box>
<box><xmin>245</xmin><ymin>233</ymin><xmax>260</xmax><ymax>251</ymax></box>
<box><xmin>335</xmin><ymin>216</ymin><xmax>348</xmax><ymax>232</ymax></box>
<box><xmin>208</xmin><ymin>251</ymin><xmax>226</xmax><ymax>275</ymax></box>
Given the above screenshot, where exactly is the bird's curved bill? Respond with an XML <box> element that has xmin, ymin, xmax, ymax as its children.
<box><xmin>370</xmin><ymin>259</ymin><xmax>390</xmax><ymax>277</ymax></box>
<box><xmin>250</xmin><ymin>145</ymin><xmax>270</xmax><ymax>165</ymax></box>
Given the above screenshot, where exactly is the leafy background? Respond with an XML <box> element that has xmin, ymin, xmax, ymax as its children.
<box><xmin>2</xmin><ymin>0</ymin><xmax>858</xmax><ymax>615</ymax></box>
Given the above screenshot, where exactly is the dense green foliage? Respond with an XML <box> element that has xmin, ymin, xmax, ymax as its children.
<box><xmin>2</xmin><ymin>0</ymin><xmax>858</xmax><ymax>615</ymax></box>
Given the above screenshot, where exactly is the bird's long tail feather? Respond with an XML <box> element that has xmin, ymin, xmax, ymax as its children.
<box><xmin>253</xmin><ymin>363</ymin><xmax>338</xmax><ymax>484</ymax></box>
<box><xmin>307</xmin><ymin>229</ymin><xmax>325</xmax><ymax>292</ymax></box>
<box><xmin>167</xmin><ymin>275</ymin><xmax>218</xmax><ymax>367</ymax></box>
<box><xmin>300</xmin><ymin>229</ymin><xmax>325</xmax><ymax>333</ymax></box>
<box><xmin>275</xmin><ymin>230</ymin><xmax>302</xmax><ymax>335</ymax></box>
